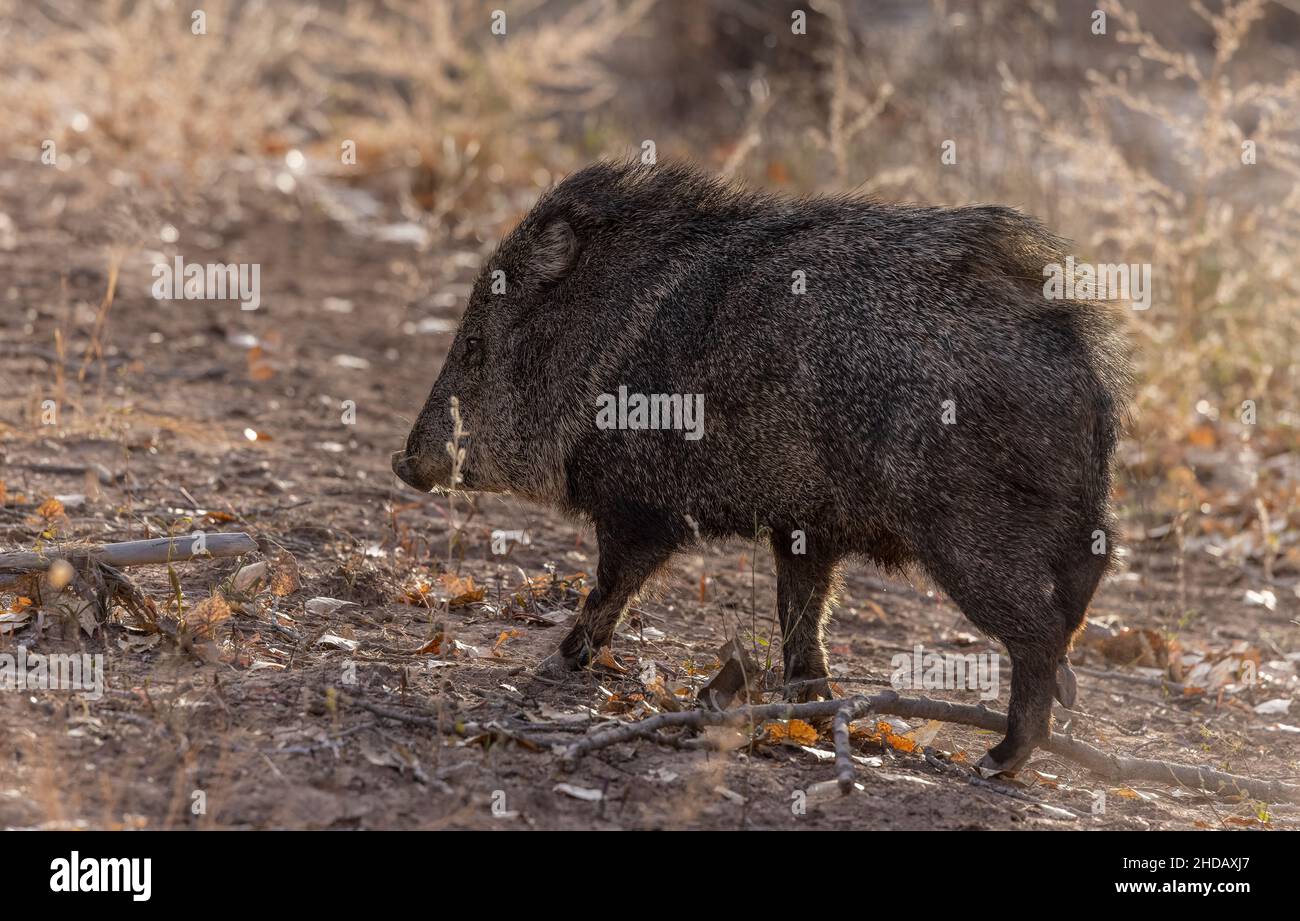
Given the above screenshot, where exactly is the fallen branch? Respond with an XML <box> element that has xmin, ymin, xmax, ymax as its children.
<box><xmin>562</xmin><ymin>689</ymin><xmax>1300</xmax><ymax>804</ymax></box>
<box><xmin>0</xmin><ymin>533</ymin><xmax>257</xmax><ymax>591</ymax></box>
<box><xmin>0</xmin><ymin>533</ymin><xmax>258</xmax><ymax>647</ymax></box>
<box><xmin>0</xmin><ymin>532</ymin><xmax>257</xmax><ymax>573</ymax></box>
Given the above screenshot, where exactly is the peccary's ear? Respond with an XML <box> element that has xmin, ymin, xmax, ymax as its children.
<box><xmin>533</xmin><ymin>219</ymin><xmax>578</xmax><ymax>284</ymax></box>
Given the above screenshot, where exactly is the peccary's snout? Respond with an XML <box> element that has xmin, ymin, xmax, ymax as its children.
<box><xmin>390</xmin><ymin>449</ymin><xmax>447</xmax><ymax>493</ymax></box>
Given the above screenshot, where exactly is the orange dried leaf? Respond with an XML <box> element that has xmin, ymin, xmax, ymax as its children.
<box><xmin>414</xmin><ymin>632</ymin><xmax>444</xmax><ymax>655</ymax></box>
<box><xmin>873</xmin><ymin>720</ymin><xmax>919</xmax><ymax>753</ymax></box>
<box><xmin>491</xmin><ymin>629</ymin><xmax>521</xmax><ymax>653</ymax></box>
<box><xmin>757</xmin><ymin>719</ymin><xmax>819</xmax><ymax>746</ymax></box>
<box><xmin>269</xmin><ymin>552</ymin><xmax>301</xmax><ymax>597</ymax></box>
<box><xmin>397</xmin><ymin>580</ymin><xmax>434</xmax><ymax>605</ymax></box>
<box><xmin>439</xmin><ymin>572</ymin><xmax>485</xmax><ymax>607</ymax></box>
<box><xmin>3</xmin><ymin>596</ymin><xmax>35</xmax><ymax>615</ymax></box>
<box><xmin>786</xmin><ymin>719</ymin><xmax>819</xmax><ymax>745</ymax></box>
<box><xmin>591</xmin><ymin>646</ymin><xmax>627</xmax><ymax>674</ymax></box>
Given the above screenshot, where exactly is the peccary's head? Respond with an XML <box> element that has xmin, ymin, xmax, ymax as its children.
<box><xmin>391</xmin><ymin>208</ymin><xmax>584</xmax><ymax>499</ymax></box>
<box><xmin>393</xmin><ymin>160</ymin><xmax>756</xmax><ymax>501</ymax></box>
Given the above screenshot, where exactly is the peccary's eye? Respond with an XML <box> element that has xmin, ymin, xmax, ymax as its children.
<box><xmin>464</xmin><ymin>336</ymin><xmax>482</xmax><ymax>356</ymax></box>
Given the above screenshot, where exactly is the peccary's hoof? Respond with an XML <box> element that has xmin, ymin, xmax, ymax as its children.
<box><xmin>1054</xmin><ymin>659</ymin><xmax>1078</xmax><ymax>709</ymax></box>
<box><xmin>537</xmin><ymin>649</ymin><xmax>582</xmax><ymax>677</ymax></box>
<box><xmin>975</xmin><ymin>751</ymin><xmax>1022</xmax><ymax>778</ymax></box>
<box><xmin>976</xmin><ymin>734</ymin><xmax>1039</xmax><ymax>777</ymax></box>
<box><xmin>783</xmin><ymin>675</ymin><xmax>834</xmax><ymax>704</ymax></box>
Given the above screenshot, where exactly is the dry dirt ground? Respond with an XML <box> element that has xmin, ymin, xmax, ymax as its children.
<box><xmin>1</xmin><ymin>162</ymin><xmax>1297</xmax><ymax>830</ymax></box>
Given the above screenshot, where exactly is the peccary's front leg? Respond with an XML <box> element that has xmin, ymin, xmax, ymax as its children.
<box><xmin>773</xmin><ymin>544</ymin><xmax>840</xmax><ymax>702</ymax></box>
<box><xmin>538</xmin><ymin>523</ymin><xmax>672</xmax><ymax>674</ymax></box>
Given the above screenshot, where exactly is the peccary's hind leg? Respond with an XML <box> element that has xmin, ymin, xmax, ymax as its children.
<box><xmin>773</xmin><ymin>544</ymin><xmax>840</xmax><ymax>702</ymax></box>
<box><xmin>538</xmin><ymin>521</ymin><xmax>672</xmax><ymax>675</ymax></box>
<box><xmin>920</xmin><ymin>548</ymin><xmax>1063</xmax><ymax>775</ymax></box>
<box><xmin>983</xmin><ymin>643</ymin><xmax>1057</xmax><ymax>774</ymax></box>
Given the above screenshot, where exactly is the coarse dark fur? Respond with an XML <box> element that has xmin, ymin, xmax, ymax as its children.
<box><xmin>393</xmin><ymin>160</ymin><xmax>1132</xmax><ymax>774</ymax></box>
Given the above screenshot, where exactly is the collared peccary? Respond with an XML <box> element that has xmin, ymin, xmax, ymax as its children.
<box><xmin>393</xmin><ymin>160</ymin><xmax>1130</xmax><ymax>774</ymax></box>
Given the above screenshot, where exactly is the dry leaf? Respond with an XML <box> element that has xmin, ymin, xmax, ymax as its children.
<box><xmin>397</xmin><ymin>580</ymin><xmax>434</xmax><ymax>605</ymax></box>
<box><xmin>186</xmin><ymin>593</ymin><xmax>232</xmax><ymax>641</ymax></box>
<box><xmin>591</xmin><ymin>646</ymin><xmax>628</xmax><ymax>674</ymax></box>
<box><xmin>439</xmin><ymin>572</ymin><xmax>485</xmax><ymax>606</ymax></box>
<box><xmin>1095</xmin><ymin>628</ymin><xmax>1169</xmax><ymax>669</ymax></box>
<box><xmin>316</xmin><ymin>633</ymin><xmax>360</xmax><ymax>651</ymax></box>
<box><xmin>270</xmin><ymin>550</ymin><xmax>301</xmax><ymax>596</ymax></box>
<box><xmin>230</xmin><ymin>561</ymin><xmax>268</xmax><ymax>595</ymax></box>
<box><xmin>902</xmin><ymin>720</ymin><xmax>943</xmax><ymax>748</ymax></box>
<box><xmin>786</xmin><ymin>721</ymin><xmax>820</xmax><ymax>745</ymax></box>
<box><xmin>870</xmin><ymin>720</ymin><xmax>919</xmax><ymax>753</ymax></box>
<box><xmin>759</xmin><ymin>719</ymin><xmax>820</xmax><ymax>746</ymax></box>
<box><xmin>360</xmin><ymin>740</ymin><xmax>427</xmax><ymax>783</ymax></box>
<box><xmin>414</xmin><ymin>632</ymin><xmax>444</xmax><ymax>655</ymax></box>
<box><xmin>451</xmin><ymin>638</ymin><xmax>491</xmax><ymax>658</ymax></box>
<box><xmin>491</xmin><ymin>629</ymin><xmax>521</xmax><ymax>655</ymax></box>
<box><xmin>697</xmin><ymin>637</ymin><xmax>763</xmax><ymax>709</ymax></box>
<box><xmin>304</xmin><ymin>597</ymin><xmax>358</xmax><ymax>617</ymax></box>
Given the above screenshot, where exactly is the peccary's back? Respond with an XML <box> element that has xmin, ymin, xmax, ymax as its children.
<box><xmin>565</xmin><ymin>187</ymin><xmax>1127</xmax><ymax>553</ymax></box>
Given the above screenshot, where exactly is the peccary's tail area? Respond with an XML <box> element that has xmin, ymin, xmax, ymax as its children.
<box><xmin>1056</xmin><ymin>344</ymin><xmax>1126</xmax><ymax>648</ymax></box>
<box><xmin>936</xmin><ymin>205</ymin><xmax>1071</xmax><ymax>290</ymax></box>
<box><xmin>991</xmin><ymin>194</ymin><xmax>1130</xmax><ymax>681</ymax></box>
